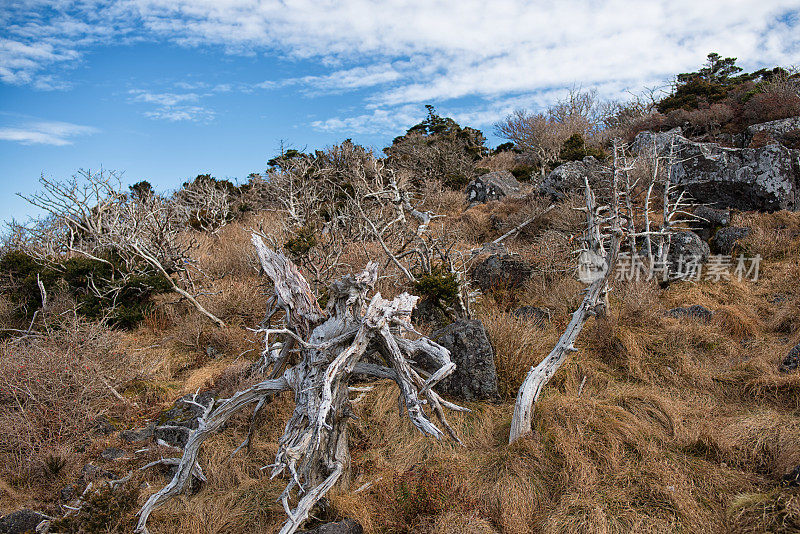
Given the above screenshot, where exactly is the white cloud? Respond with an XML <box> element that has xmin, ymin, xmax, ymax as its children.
<box><xmin>128</xmin><ymin>89</ymin><xmax>215</xmax><ymax>122</ymax></box>
<box><xmin>0</xmin><ymin>120</ymin><xmax>98</xmax><ymax>145</ymax></box>
<box><xmin>311</xmin><ymin>105</ymin><xmax>422</xmax><ymax>134</ymax></box>
<box><xmin>3</xmin><ymin>0</ymin><xmax>800</xmax><ymax>131</ymax></box>
<box><xmin>129</xmin><ymin>89</ymin><xmax>202</xmax><ymax>106</ymax></box>
<box><xmin>143</xmin><ymin>105</ymin><xmax>216</xmax><ymax>122</ymax></box>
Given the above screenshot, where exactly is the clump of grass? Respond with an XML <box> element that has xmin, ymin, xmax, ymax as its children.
<box><xmin>0</xmin><ymin>317</ymin><xmax>144</xmax><ymax>486</ymax></box>
<box><xmin>728</xmin><ymin>489</ymin><xmax>800</xmax><ymax>533</ymax></box>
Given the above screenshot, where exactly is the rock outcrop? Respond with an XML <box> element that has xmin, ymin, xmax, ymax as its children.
<box><xmin>631</xmin><ymin>127</ymin><xmax>683</xmax><ymax>155</ymax></box>
<box><xmin>665</xmin><ymin>305</ymin><xmax>714</xmax><ymax>321</ymax></box>
<box><xmin>540</xmin><ymin>156</ymin><xmax>609</xmax><ymax>199</ymax></box>
<box><xmin>0</xmin><ymin>510</ymin><xmax>48</xmax><ymax>534</ymax></box>
<box><xmin>670</xmin><ymin>141</ymin><xmax>800</xmax><ymax>212</ymax></box>
<box><xmin>783</xmin><ymin>465</ymin><xmax>800</xmax><ymax>487</ymax></box>
<box><xmin>633</xmin><ymin>130</ymin><xmax>800</xmax><ymax>212</ymax></box>
<box><xmin>668</xmin><ymin>231</ymin><xmax>710</xmax><ymax>267</ymax></box>
<box><xmin>154</xmin><ymin>391</ymin><xmax>216</xmax><ymax>447</ymax></box>
<box><xmin>465</xmin><ymin>170</ymin><xmax>521</xmax><ymax>203</ymax></box>
<box><xmin>430</xmin><ymin>319</ymin><xmax>498</xmax><ymax>401</ymax></box>
<box><xmin>780</xmin><ymin>343</ymin><xmax>800</xmax><ymax>373</ymax></box>
<box><xmin>471</xmin><ymin>253</ymin><xmax>532</xmax><ymax>291</ymax></box>
<box><xmin>694</xmin><ymin>205</ymin><xmax>731</xmax><ymax>228</ymax></box>
<box><xmin>694</xmin><ymin>205</ymin><xmax>731</xmax><ymax>241</ymax></box>
<box><xmin>712</xmin><ymin>227</ymin><xmax>750</xmax><ymax>255</ymax></box>
<box><xmin>745</xmin><ymin>116</ymin><xmax>800</xmax><ymax>148</ymax></box>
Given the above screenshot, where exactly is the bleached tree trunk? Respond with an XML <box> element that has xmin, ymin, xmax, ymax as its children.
<box><xmin>136</xmin><ymin>234</ymin><xmax>465</xmax><ymax>534</ymax></box>
<box><xmin>509</xmin><ymin>178</ymin><xmax>621</xmax><ymax>443</ymax></box>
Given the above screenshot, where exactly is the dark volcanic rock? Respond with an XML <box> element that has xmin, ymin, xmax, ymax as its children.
<box><xmin>92</xmin><ymin>414</ymin><xmax>118</xmax><ymax>435</ymax></box>
<box><xmin>631</xmin><ymin>127</ymin><xmax>683</xmax><ymax>155</ymax></box>
<box><xmin>779</xmin><ymin>343</ymin><xmax>800</xmax><ymax>373</ymax></box>
<box><xmin>745</xmin><ymin>116</ymin><xmax>800</xmax><ymax>148</ymax></box>
<box><xmin>302</xmin><ymin>519</ymin><xmax>364</xmax><ymax>534</ymax></box>
<box><xmin>466</xmin><ymin>170</ymin><xmax>521</xmax><ymax>203</ymax></box>
<box><xmin>694</xmin><ymin>205</ymin><xmax>731</xmax><ymax>227</ymax></box>
<box><xmin>694</xmin><ymin>205</ymin><xmax>732</xmax><ymax>240</ymax></box>
<box><xmin>667</xmin><ymin>231</ymin><xmax>710</xmax><ymax>275</ymax></box>
<box><xmin>154</xmin><ymin>391</ymin><xmax>216</xmax><ymax>447</ymax></box>
<box><xmin>120</xmin><ymin>424</ymin><xmax>154</xmax><ymax>443</ymax></box>
<box><xmin>670</xmin><ymin>139</ymin><xmax>800</xmax><ymax>212</ymax></box>
<box><xmin>411</xmin><ymin>297</ymin><xmax>451</xmax><ymax>330</ymax></box>
<box><xmin>472</xmin><ymin>254</ymin><xmax>532</xmax><ymax>291</ymax></box>
<box><xmin>0</xmin><ymin>510</ymin><xmax>48</xmax><ymax>534</ymax></box>
<box><xmin>81</xmin><ymin>463</ymin><xmax>117</xmax><ymax>481</ymax></box>
<box><xmin>431</xmin><ymin>319</ymin><xmax>499</xmax><ymax>401</ymax></box>
<box><xmin>665</xmin><ymin>305</ymin><xmax>714</xmax><ymax>321</ymax></box>
<box><xmin>101</xmin><ymin>447</ymin><xmax>126</xmax><ymax>460</ymax></box>
<box><xmin>712</xmin><ymin>227</ymin><xmax>751</xmax><ymax>255</ymax></box>
<box><xmin>540</xmin><ymin>156</ymin><xmax>609</xmax><ymax>200</ymax></box>
<box><xmin>782</xmin><ymin>465</ymin><xmax>800</xmax><ymax>487</ymax></box>
<box><xmin>632</xmin><ymin>130</ymin><xmax>800</xmax><ymax>212</ymax></box>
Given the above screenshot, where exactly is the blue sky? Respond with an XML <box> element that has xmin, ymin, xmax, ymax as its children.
<box><xmin>2</xmin><ymin>0</ymin><xmax>800</xmax><ymax>221</ymax></box>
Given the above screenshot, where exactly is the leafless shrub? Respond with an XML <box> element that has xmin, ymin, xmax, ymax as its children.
<box><xmin>494</xmin><ymin>89</ymin><xmax>604</xmax><ymax>177</ymax></box>
<box><xmin>17</xmin><ymin>169</ymin><xmax>226</xmax><ymax>327</ymax></box>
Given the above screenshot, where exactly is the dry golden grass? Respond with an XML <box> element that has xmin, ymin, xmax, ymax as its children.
<box><xmin>3</xmin><ymin>206</ymin><xmax>800</xmax><ymax>533</ymax></box>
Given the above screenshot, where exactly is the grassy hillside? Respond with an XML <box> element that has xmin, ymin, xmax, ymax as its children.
<box><xmin>2</xmin><ymin>188</ymin><xmax>798</xmax><ymax>533</ymax></box>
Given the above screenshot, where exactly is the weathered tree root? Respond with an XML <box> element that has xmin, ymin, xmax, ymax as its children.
<box><xmin>136</xmin><ymin>235</ymin><xmax>464</xmax><ymax>534</ymax></box>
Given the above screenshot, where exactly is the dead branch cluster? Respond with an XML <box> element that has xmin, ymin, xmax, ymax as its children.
<box><xmin>136</xmin><ymin>235</ymin><xmax>467</xmax><ymax>534</ymax></box>
<box><xmin>10</xmin><ymin>169</ymin><xmax>227</xmax><ymax>326</ymax></box>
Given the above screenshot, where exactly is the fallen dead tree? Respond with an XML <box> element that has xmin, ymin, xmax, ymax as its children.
<box><xmin>136</xmin><ymin>234</ymin><xmax>466</xmax><ymax>534</ymax></box>
<box><xmin>508</xmin><ymin>141</ymin><xmax>629</xmax><ymax>443</ymax></box>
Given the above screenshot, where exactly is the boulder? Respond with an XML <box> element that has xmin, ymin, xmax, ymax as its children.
<box><xmin>693</xmin><ymin>205</ymin><xmax>732</xmax><ymax>241</ymax></box>
<box><xmin>779</xmin><ymin>343</ymin><xmax>800</xmax><ymax>373</ymax></box>
<box><xmin>120</xmin><ymin>424</ymin><xmax>154</xmax><ymax>443</ymax></box>
<box><xmin>302</xmin><ymin>519</ymin><xmax>364</xmax><ymax>534</ymax></box>
<box><xmin>511</xmin><ymin>306</ymin><xmax>551</xmax><ymax>327</ymax></box>
<box><xmin>410</xmin><ymin>297</ymin><xmax>451</xmax><ymax>330</ymax></box>
<box><xmin>101</xmin><ymin>447</ymin><xmax>126</xmax><ymax>460</ymax></box>
<box><xmin>92</xmin><ymin>414</ymin><xmax>118</xmax><ymax>435</ymax></box>
<box><xmin>665</xmin><ymin>305</ymin><xmax>714</xmax><ymax>321</ymax></box>
<box><xmin>431</xmin><ymin>319</ymin><xmax>499</xmax><ymax>401</ymax></box>
<box><xmin>471</xmin><ymin>254</ymin><xmax>532</xmax><ymax>291</ymax></box>
<box><xmin>540</xmin><ymin>156</ymin><xmax>609</xmax><ymax>200</ymax></box>
<box><xmin>465</xmin><ymin>171</ymin><xmax>521</xmax><ymax>203</ymax></box>
<box><xmin>469</xmin><ymin>242</ymin><xmax>508</xmax><ymax>257</ymax></box>
<box><xmin>745</xmin><ymin>116</ymin><xmax>800</xmax><ymax>148</ymax></box>
<box><xmin>0</xmin><ymin>510</ymin><xmax>48</xmax><ymax>534</ymax></box>
<box><xmin>631</xmin><ymin>127</ymin><xmax>683</xmax><ymax>155</ymax></box>
<box><xmin>712</xmin><ymin>227</ymin><xmax>750</xmax><ymax>255</ymax></box>
<box><xmin>668</xmin><ymin>231</ymin><xmax>710</xmax><ymax>267</ymax></box>
<box><xmin>630</xmin><ymin>130</ymin><xmax>800</xmax><ymax>211</ymax></box>
<box><xmin>154</xmin><ymin>391</ymin><xmax>216</xmax><ymax>447</ymax></box>
<box><xmin>670</xmin><ymin>138</ymin><xmax>800</xmax><ymax>212</ymax></box>
<box><xmin>694</xmin><ymin>205</ymin><xmax>731</xmax><ymax>228</ymax></box>
<box><xmin>81</xmin><ymin>463</ymin><xmax>117</xmax><ymax>481</ymax></box>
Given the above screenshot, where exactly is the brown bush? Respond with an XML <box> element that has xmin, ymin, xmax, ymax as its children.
<box><xmin>0</xmin><ymin>318</ymin><xmax>142</xmax><ymax>485</ymax></box>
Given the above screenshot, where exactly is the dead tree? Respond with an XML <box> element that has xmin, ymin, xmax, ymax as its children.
<box><xmin>509</xmin><ymin>141</ymin><xmax>627</xmax><ymax>443</ymax></box>
<box><xmin>136</xmin><ymin>234</ymin><xmax>465</xmax><ymax>534</ymax></box>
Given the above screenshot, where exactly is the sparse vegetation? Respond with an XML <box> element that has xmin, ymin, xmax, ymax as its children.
<box><xmin>2</xmin><ymin>56</ymin><xmax>800</xmax><ymax>534</ymax></box>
